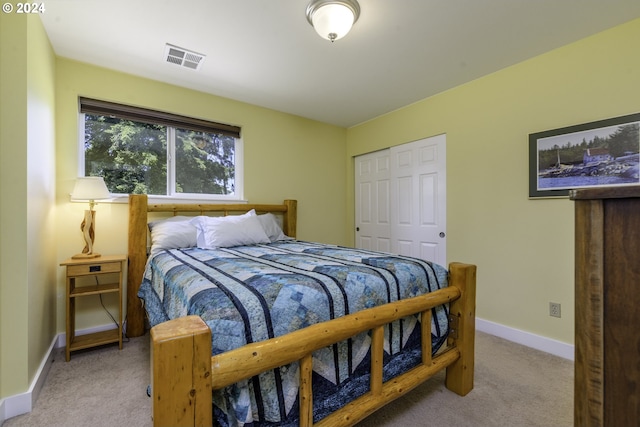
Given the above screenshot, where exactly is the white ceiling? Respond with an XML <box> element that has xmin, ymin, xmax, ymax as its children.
<box><xmin>40</xmin><ymin>0</ymin><xmax>640</xmax><ymax>128</ymax></box>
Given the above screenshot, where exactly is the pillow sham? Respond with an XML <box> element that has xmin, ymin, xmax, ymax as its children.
<box><xmin>191</xmin><ymin>209</ymin><xmax>270</xmax><ymax>248</ymax></box>
<box><xmin>257</xmin><ymin>213</ymin><xmax>291</xmax><ymax>242</ymax></box>
<box><xmin>148</xmin><ymin>216</ymin><xmax>198</xmax><ymax>256</ymax></box>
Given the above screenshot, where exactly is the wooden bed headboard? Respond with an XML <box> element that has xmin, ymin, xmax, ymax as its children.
<box><xmin>125</xmin><ymin>194</ymin><xmax>298</xmax><ymax>337</ymax></box>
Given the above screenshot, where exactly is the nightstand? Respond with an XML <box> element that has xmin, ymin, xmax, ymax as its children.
<box><xmin>60</xmin><ymin>254</ymin><xmax>126</xmax><ymax>361</ymax></box>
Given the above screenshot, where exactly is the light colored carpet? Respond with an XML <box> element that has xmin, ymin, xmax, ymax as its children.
<box><xmin>4</xmin><ymin>331</ymin><xmax>573</xmax><ymax>427</ymax></box>
<box><xmin>355</xmin><ymin>332</ymin><xmax>573</xmax><ymax>427</ymax></box>
<box><xmin>4</xmin><ymin>336</ymin><xmax>151</xmax><ymax>427</ymax></box>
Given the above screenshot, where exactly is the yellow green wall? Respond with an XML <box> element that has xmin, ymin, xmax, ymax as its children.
<box><xmin>54</xmin><ymin>59</ymin><xmax>348</xmax><ymax>334</ymax></box>
<box><xmin>1</xmin><ymin>12</ymin><xmax>56</xmax><ymax>400</ymax></box>
<box><xmin>346</xmin><ymin>17</ymin><xmax>640</xmax><ymax>345</ymax></box>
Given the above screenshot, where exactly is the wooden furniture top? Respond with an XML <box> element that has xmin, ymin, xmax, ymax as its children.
<box><xmin>60</xmin><ymin>254</ymin><xmax>127</xmax><ymax>266</ymax></box>
<box><xmin>569</xmin><ymin>185</ymin><xmax>640</xmax><ymax>200</ymax></box>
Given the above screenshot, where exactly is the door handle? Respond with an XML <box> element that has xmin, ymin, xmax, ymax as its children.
<box><xmin>356</xmin><ymin>227</ymin><xmax>360</xmax><ymax>232</ymax></box>
<box><xmin>439</xmin><ymin>232</ymin><xmax>445</xmax><ymax>238</ymax></box>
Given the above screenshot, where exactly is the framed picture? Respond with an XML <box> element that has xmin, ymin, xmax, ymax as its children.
<box><xmin>529</xmin><ymin>113</ymin><xmax>640</xmax><ymax>198</ymax></box>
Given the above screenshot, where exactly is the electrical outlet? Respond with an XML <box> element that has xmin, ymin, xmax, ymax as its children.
<box><xmin>549</xmin><ymin>302</ymin><xmax>561</xmax><ymax>318</ymax></box>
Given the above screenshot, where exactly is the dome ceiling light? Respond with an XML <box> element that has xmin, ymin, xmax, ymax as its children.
<box><xmin>306</xmin><ymin>0</ymin><xmax>361</xmax><ymax>42</ymax></box>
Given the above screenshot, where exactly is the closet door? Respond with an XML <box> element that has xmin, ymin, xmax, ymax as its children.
<box><xmin>355</xmin><ymin>134</ymin><xmax>446</xmax><ymax>265</ymax></box>
<box><xmin>354</xmin><ymin>149</ymin><xmax>391</xmax><ymax>252</ymax></box>
<box><xmin>390</xmin><ymin>134</ymin><xmax>447</xmax><ymax>265</ymax></box>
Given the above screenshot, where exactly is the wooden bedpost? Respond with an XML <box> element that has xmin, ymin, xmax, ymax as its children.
<box><xmin>151</xmin><ymin>315</ymin><xmax>212</xmax><ymax>427</ymax></box>
<box><xmin>127</xmin><ymin>194</ymin><xmax>148</xmax><ymax>337</ymax></box>
<box><xmin>283</xmin><ymin>199</ymin><xmax>297</xmax><ymax>238</ymax></box>
<box><xmin>445</xmin><ymin>262</ymin><xmax>476</xmax><ymax>396</ymax></box>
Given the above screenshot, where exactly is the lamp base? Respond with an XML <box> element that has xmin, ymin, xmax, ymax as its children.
<box><xmin>71</xmin><ymin>252</ymin><xmax>101</xmax><ymax>260</ymax></box>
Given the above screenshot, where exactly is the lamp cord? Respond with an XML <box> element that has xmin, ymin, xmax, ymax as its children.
<box><xmin>94</xmin><ymin>276</ymin><xmax>130</xmax><ymax>342</ymax></box>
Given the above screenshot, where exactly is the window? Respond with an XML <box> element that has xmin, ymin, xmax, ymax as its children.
<box><xmin>79</xmin><ymin>97</ymin><xmax>243</xmax><ymax>200</ymax></box>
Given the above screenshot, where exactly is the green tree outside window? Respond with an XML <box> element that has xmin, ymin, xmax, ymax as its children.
<box><xmin>84</xmin><ymin>114</ymin><xmax>236</xmax><ymax>196</ymax></box>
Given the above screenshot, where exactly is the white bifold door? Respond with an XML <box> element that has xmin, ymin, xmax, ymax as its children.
<box><xmin>355</xmin><ymin>134</ymin><xmax>446</xmax><ymax>266</ymax></box>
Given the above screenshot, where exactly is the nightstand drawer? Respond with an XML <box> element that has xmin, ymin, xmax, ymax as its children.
<box><xmin>66</xmin><ymin>261</ymin><xmax>122</xmax><ymax>276</ymax></box>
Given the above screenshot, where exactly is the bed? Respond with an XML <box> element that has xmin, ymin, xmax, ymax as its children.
<box><xmin>126</xmin><ymin>194</ymin><xmax>476</xmax><ymax>427</ymax></box>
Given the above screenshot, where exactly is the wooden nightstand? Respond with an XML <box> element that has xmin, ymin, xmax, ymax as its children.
<box><xmin>60</xmin><ymin>255</ymin><xmax>126</xmax><ymax>361</ymax></box>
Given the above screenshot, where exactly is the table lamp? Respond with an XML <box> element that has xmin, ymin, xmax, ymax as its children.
<box><xmin>70</xmin><ymin>176</ymin><xmax>111</xmax><ymax>259</ymax></box>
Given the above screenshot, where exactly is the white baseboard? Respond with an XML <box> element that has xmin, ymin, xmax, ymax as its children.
<box><xmin>1</xmin><ymin>324</ymin><xmax>118</xmax><ymax>426</ymax></box>
<box><xmin>0</xmin><ymin>334</ymin><xmax>57</xmax><ymax>426</ymax></box>
<box><xmin>476</xmin><ymin>317</ymin><xmax>574</xmax><ymax>361</ymax></box>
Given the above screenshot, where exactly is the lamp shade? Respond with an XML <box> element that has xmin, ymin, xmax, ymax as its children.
<box><xmin>70</xmin><ymin>176</ymin><xmax>111</xmax><ymax>201</ymax></box>
<box><xmin>306</xmin><ymin>0</ymin><xmax>360</xmax><ymax>42</ymax></box>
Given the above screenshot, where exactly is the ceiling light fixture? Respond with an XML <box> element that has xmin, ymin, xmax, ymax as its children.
<box><xmin>306</xmin><ymin>0</ymin><xmax>360</xmax><ymax>42</ymax></box>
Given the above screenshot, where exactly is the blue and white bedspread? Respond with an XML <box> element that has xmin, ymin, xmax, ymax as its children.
<box><xmin>138</xmin><ymin>240</ymin><xmax>450</xmax><ymax>427</ymax></box>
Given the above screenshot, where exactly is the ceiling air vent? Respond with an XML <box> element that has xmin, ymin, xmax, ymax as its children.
<box><xmin>164</xmin><ymin>44</ymin><xmax>205</xmax><ymax>71</ymax></box>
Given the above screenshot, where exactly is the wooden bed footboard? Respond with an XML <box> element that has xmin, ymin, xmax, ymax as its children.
<box><xmin>149</xmin><ymin>262</ymin><xmax>476</xmax><ymax>427</ymax></box>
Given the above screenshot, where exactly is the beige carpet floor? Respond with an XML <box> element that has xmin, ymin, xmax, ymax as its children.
<box><xmin>3</xmin><ymin>331</ymin><xmax>573</xmax><ymax>427</ymax></box>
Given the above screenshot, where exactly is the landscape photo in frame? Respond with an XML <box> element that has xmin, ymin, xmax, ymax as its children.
<box><xmin>529</xmin><ymin>113</ymin><xmax>640</xmax><ymax>198</ymax></box>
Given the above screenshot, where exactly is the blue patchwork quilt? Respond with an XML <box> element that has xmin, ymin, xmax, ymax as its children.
<box><xmin>138</xmin><ymin>240</ymin><xmax>450</xmax><ymax>427</ymax></box>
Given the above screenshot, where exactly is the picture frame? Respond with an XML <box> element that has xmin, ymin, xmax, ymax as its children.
<box><xmin>529</xmin><ymin>113</ymin><xmax>640</xmax><ymax>198</ymax></box>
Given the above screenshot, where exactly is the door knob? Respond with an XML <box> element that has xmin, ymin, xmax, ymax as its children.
<box><xmin>439</xmin><ymin>232</ymin><xmax>445</xmax><ymax>238</ymax></box>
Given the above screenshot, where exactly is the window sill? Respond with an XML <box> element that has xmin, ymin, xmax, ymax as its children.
<box><xmin>74</xmin><ymin>195</ymin><xmax>248</xmax><ymax>205</ymax></box>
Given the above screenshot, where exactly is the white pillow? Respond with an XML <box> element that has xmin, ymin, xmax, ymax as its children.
<box><xmin>148</xmin><ymin>216</ymin><xmax>198</xmax><ymax>255</ymax></box>
<box><xmin>191</xmin><ymin>210</ymin><xmax>270</xmax><ymax>248</ymax></box>
<box><xmin>257</xmin><ymin>213</ymin><xmax>291</xmax><ymax>242</ymax></box>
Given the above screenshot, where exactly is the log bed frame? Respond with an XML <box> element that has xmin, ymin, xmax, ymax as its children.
<box><xmin>126</xmin><ymin>194</ymin><xmax>477</xmax><ymax>427</ymax></box>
